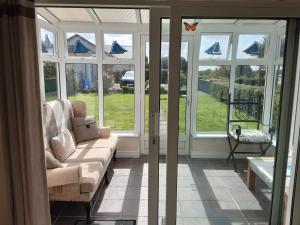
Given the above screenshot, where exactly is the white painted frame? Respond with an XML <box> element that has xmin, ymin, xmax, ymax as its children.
<box><xmin>37</xmin><ymin>19</ymin><xmax>61</xmax><ymax>103</ymax></box>
<box><xmin>140</xmin><ymin>34</ymin><xmax>194</xmax><ymax>155</ymax></box>
<box><xmin>190</xmin><ymin>24</ymin><xmax>278</xmax><ymax>136</ymax></box>
<box><xmin>165</xmin><ymin>7</ymin><xmax>296</xmax><ymax>225</ymax></box>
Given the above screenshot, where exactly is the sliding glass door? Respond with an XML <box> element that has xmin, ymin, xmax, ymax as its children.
<box><xmin>159</xmin><ymin>9</ymin><xmax>300</xmax><ymax>225</ymax></box>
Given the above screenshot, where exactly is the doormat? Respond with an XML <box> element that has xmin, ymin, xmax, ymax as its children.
<box><xmin>75</xmin><ymin>220</ymin><xmax>136</xmax><ymax>225</ymax></box>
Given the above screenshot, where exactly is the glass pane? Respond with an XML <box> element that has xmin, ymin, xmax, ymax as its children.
<box><xmin>66</xmin><ymin>63</ymin><xmax>99</xmax><ymax>122</ymax></box>
<box><xmin>196</xmin><ymin>65</ymin><xmax>230</xmax><ymax>132</ymax></box>
<box><xmin>199</xmin><ymin>34</ymin><xmax>231</xmax><ymax>60</ymax></box>
<box><xmin>103</xmin><ymin>33</ymin><xmax>133</xmax><ymax>59</ymax></box>
<box><xmin>234</xmin><ymin>65</ymin><xmax>267</xmax><ymax>129</ymax></box>
<box><xmin>279</xmin><ymin>35</ymin><xmax>286</xmax><ymax>59</ymax></box>
<box><xmin>144</xmin><ymin>41</ymin><xmax>188</xmax><ymax>134</ymax></box>
<box><xmin>43</xmin><ymin>62</ymin><xmax>59</xmax><ymax>101</ymax></box>
<box><xmin>47</xmin><ymin>8</ymin><xmax>94</xmax><ymax>22</ymax></box>
<box><xmin>66</xmin><ymin>32</ymin><xmax>96</xmax><ymax>58</ymax></box>
<box><xmin>94</xmin><ymin>9</ymin><xmax>137</xmax><ymax>23</ymax></box>
<box><xmin>41</xmin><ymin>28</ymin><xmax>55</xmax><ymax>56</ymax></box>
<box><xmin>271</xmin><ymin>65</ymin><xmax>283</xmax><ymax>136</ymax></box>
<box><xmin>179</xmin><ymin>42</ymin><xmax>189</xmax><ymax>134</ymax></box>
<box><xmin>102</xmin><ymin>64</ymin><xmax>135</xmax><ymax>131</ymax></box>
<box><xmin>237</xmin><ymin>34</ymin><xmax>267</xmax><ymax>59</ymax></box>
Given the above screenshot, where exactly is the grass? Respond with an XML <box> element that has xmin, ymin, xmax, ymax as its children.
<box><xmin>103</xmin><ymin>93</ymin><xmax>134</xmax><ymax>131</ymax></box>
<box><xmin>66</xmin><ymin>92</ymin><xmax>256</xmax><ymax>132</ymax></box>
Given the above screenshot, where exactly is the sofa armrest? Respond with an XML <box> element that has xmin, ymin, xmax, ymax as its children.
<box><xmin>99</xmin><ymin>127</ymin><xmax>111</xmax><ymax>138</ymax></box>
<box><xmin>47</xmin><ymin>166</ymin><xmax>82</xmax><ymax>188</ymax></box>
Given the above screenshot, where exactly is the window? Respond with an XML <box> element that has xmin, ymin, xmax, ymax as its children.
<box><xmin>196</xmin><ymin>66</ymin><xmax>230</xmax><ymax>132</ymax></box>
<box><xmin>102</xmin><ymin>64</ymin><xmax>135</xmax><ymax>131</ymax></box>
<box><xmin>43</xmin><ymin>62</ymin><xmax>59</xmax><ymax>101</ymax></box>
<box><xmin>41</xmin><ymin>28</ymin><xmax>55</xmax><ymax>56</ymax></box>
<box><xmin>199</xmin><ymin>34</ymin><xmax>231</xmax><ymax>60</ymax></box>
<box><xmin>237</xmin><ymin>34</ymin><xmax>267</xmax><ymax>59</ymax></box>
<box><xmin>65</xmin><ymin>63</ymin><xmax>99</xmax><ymax>122</ymax></box>
<box><xmin>271</xmin><ymin>65</ymin><xmax>283</xmax><ymax>135</ymax></box>
<box><xmin>103</xmin><ymin>33</ymin><xmax>133</xmax><ymax>59</ymax></box>
<box><xmin>66</xmin><ymin>32</ymin><xmax>96</xmax><ymax>58</ymax></box>
<box><xmin>234</xmin><ymin>65</ymin><xmax>267</xmax><ymax>129</ymax></box>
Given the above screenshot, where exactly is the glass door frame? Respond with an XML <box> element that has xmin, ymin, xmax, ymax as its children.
<box><xmin>165</xmin><ymin>6</ymin><xmax>300</xmax><ymax>225</ymax></box>
<box><xmin>140</xmin><ymin>34</ymin><xmax>194</xmax><ymax>156</ymax></box>
<box><xmin>148</xmin><ymin>7</ymin><xmax>170</xmax><ymax>225</ymax></box>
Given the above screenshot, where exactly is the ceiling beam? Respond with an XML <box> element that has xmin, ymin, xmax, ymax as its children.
<box><xmin>86</xmin><ymin>8</ymin><xmax>102</xmax><ymax>24</ymax></box>
<box><xmin>135</xmin><ymin>9</ymin><xmax>142</xmax><ymax>24</ymax></box>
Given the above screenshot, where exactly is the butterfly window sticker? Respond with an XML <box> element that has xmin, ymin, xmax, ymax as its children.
<box><xmin>184</xmin><ymin>21</ymin><xmax>198</xmax><ymax>31</ymax></box>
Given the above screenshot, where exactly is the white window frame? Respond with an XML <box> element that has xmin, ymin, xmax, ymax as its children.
<box><xmin>53</xmin><ymin>22</ymin><xmax>141</xmax><ymax>135</ymax></box>
<box><xmin>37</xmin><ymin>19</ymin><xmax>61</xmax><ymax>102</ymax></box>
<box><xmin>191</xmin><ymin>22</ymin><xmax>283</xmax><ymax>136</ymax></box>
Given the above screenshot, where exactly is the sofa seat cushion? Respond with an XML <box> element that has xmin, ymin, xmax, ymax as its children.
<box><xmin>64</xmin><ymin>147</ymin><xmax>112</xmax><ymax>164</ymax></box>
<box><xmin>76</xmin><ymin>135</ymin><xmax>118</xmax><ymax>152</ymax></box>
<box><xmin>64</xmin><ymin>162</ymin><xmax>104</xmax><ymax>193</ymax></box>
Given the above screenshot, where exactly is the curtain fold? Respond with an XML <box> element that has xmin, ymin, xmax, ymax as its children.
<box><xmin>0</xmin><ymin>0</ymin><xmax>51</xmax><ymax>225</ymax></box>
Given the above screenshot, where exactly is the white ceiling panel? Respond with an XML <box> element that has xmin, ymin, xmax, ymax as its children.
<box><xmin>141</xmin><ymin>9</ymin><xmax>149</xmax><ymax>24</ymax></box>
<box><xmin>47</xmin><ymin>8</ymin><xmax>93</xmax><ymax>22</ymax></box>
<box><xmin>94</xmin><ymin>8</ymin><xmax>137</xmax><ymax>23</ymax></box>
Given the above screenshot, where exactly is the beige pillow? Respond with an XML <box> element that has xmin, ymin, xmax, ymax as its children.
<box><xmin>45</xmin><ymin>151</ymin><xmax>63</xmax><ymax>169</ymax></box>
<box><xmin>51</xmin><ymin>129</ymin><xmax>76</xmax><ymax>162</ymax></box>
<box><xmin>72</xmin><ymin>115</ymin><xmax>100</xmax><ymax>143</ymax></box>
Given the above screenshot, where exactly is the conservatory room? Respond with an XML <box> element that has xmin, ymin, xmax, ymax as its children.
<box><xmin>36</xmin><ymin>7</ymin><xmax>297</xmax><ymax>225</ymax></box>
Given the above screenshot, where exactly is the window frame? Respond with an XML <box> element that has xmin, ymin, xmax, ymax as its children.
<box><xmin>191</xmin><ymin>23</ymin><xmax>280</xmax><ymax>135</ymax></box>
<box><xmin>37</xmin><ymin>20</ymin><xmax>61</xmax><ymax>102</ymax></box>
<box><xmin>102</xmin><ymin>31</ymin><xmax>135</xmax><ymax>62</ymax></box>
<box><xmin>198</xmin><ymin>32</ymin><xmax>233</xmax><ymax>61</ymax></box>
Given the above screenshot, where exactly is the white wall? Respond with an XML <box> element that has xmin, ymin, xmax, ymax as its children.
<box><xmin>190</xmin><ymin>136</ymin><xmax>275</xmax><ymax>158</ymax></box>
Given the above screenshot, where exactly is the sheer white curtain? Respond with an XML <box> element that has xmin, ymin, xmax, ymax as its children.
<box><xmin>0</xmin><ymin>0</ymin><xmax>50</xmax><ymax>224</ymax></box>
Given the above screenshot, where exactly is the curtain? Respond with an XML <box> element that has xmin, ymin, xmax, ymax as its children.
<box><xmin>0</xmin><ymin>0</ymin><xmax>51</xmax><ymax>225</ymax></box>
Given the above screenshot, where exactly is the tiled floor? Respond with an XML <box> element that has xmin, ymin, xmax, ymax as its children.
<box><xmin>51</xmin><ymin>156</ymin><xmax>272</xmax><ymax>225</ymax></box>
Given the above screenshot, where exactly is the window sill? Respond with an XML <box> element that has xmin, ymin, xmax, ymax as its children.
<box><xmin>111</xmin><ymin>132</ymin><xmax>139</xmax><ymax>138</ymax></box>
<box><xmin>192</xmin><ymin>133</ymin><xmax>227</xmax><ymax>138</ymax></box>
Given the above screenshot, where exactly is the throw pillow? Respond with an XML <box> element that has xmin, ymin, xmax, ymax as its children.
<box><xmin>51</xmin><ymin>129</ymin><xmax>76</xmax><ymax>162</ymax></box>
<box><xmin>45</xmin><ymin>150</ymin><xmax>63</xmax><ymax>169</ymax></box>
<box><xmin>72</xmin><ymin>115</ymin><xmax>100</xmax><ymax>143</ymax></box>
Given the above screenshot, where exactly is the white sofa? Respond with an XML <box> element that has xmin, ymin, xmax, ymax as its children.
<box><xmin>43</xmin><ymin>99</ymin><xmax>118</xmax><ymax>223</ymax></box>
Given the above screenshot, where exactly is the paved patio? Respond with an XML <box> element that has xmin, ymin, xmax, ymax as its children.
<box><xmin>51</xmin><ymin>156</ymin><xmax>272</xmax><ymax>225</ymax></box>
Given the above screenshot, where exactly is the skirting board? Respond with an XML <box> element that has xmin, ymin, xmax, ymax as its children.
<box><xmin>116</xmin><ymin>150</ymin><xmax>140</xmax><ymax>158</ymax></box>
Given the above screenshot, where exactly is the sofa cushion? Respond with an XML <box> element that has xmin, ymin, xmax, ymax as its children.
<box><xmin>51</xmin><ymin>129</ymin><xmax>76</xmax><ymax>162</ymax></box>
<box><xmin>45</xmin><ymin>150</ymin><xmax>63</xmax><ymax>169</ymax></box>
<box><xmin>72</xmin><ymin>116</ymin><xmax>100</xmax><ymax>143</ymax></box>
<box><xmin>64</xmin><ymin>147</ymin><xmax>112</xmax><ymax>164</ymax></box>
<box><xmin>47</xmin><ymin>165</ymin><xmax>82</xmax><ymax>187</ymax></box>
<box><xmin>76</xmin><ymin>136</ymin><xmax>118</xmax><ymax>152</ymax></box>
<box><xmin>43</xmin><ymin>100</ymin><xmax>74</xmax><ymax>150</ymax></box>
<box><xmin>72</xmin><ymin>101</ymin><xmax>87</xmax><ymax>117</ymax></box>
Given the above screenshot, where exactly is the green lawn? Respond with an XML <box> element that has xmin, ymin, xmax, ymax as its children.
<box><xmin>67</xmin><ymin>92</ymin><xmax>256</xmax><ymax>132</ymax></box>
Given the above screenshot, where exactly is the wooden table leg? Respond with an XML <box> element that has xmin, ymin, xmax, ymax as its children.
<box><xmin>247</xmin><ymin>163</ymin><xmax>256</xmax><ymax>190</ymax></box>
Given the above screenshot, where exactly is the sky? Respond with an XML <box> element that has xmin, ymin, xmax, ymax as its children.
<box><xmin>66</xmin><ymin>32</ymin><xmax>96</xmax><ymax>44</ymax></box>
